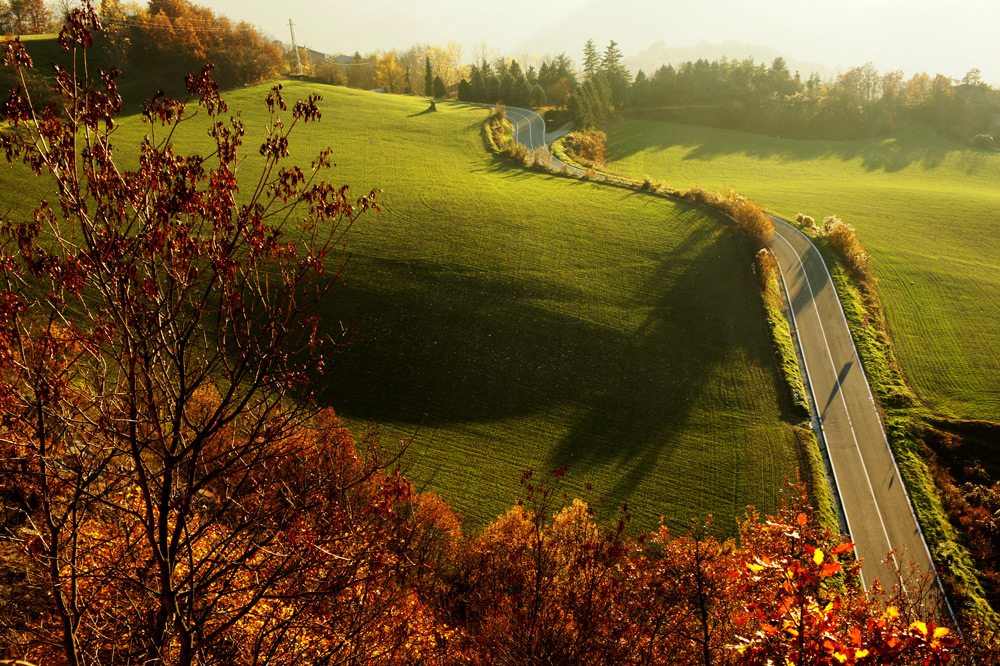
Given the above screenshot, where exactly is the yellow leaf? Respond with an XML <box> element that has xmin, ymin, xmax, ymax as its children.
<box><xmin>834</xmin><ymin>651</ymin><xmax>848</xmax><ymax>663</ymax></box>
<box><xmin>884</xmin><ymin>606</ymin><xmax>900</xmax><ymax>620</ymax></box>
<box><xmin>813</xmin><ymin>548</ymin><xmax>824</xmax><ymax>565</ymax></box>
<box><xmin>909</xmin><ymin>620</ymin><xmax>928</xmax><ymax>636</ymax></box>
<box><xmin>855</xmin><ymin>648</ymin><xmax>870</xmax><ymax>659</ymax></box>
<box><xmin>747</xmin><ymin>563</ymin><xmax>765</xmax><ymax>572</ymax></box>
<box><xmin>933</xmin><ymin>626</ymin><xmax>950</xmax><ymax>639</ymax></box>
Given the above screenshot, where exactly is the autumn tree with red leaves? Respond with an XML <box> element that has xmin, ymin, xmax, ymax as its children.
<box><xmin>0</xmin><ymin>4</ymin><xmax>461</xmax><ymax>665</ymax></box>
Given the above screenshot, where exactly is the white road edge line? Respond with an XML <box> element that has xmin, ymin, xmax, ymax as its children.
<box><xmin>772</xmin><ymin>217</ymin><xmax>959</xmax><ymax>623</ymax></box>
<box><xmin>773</xmin><ymin>225</ymin><xmax>900</xmax><ymax>592</ymax></box>
<box><xmin>774</xmin><ymin>245</ymin><xmax>860</xmax><ymax>579</ymax></box>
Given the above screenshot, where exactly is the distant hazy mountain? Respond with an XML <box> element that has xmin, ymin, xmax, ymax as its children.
<box><xmin>623</xmin><ymin>41</ymin><xmax>835</xmax><ymax>80</ymax></box>
<box><xmin>512</xmin><ymin>0</ymin><xmax>998</xmax><ymax>84</ymax></box>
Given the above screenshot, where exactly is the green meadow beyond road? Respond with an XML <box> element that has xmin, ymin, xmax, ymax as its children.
<box><xmin>770</xmin><ymin>218</ymin><xmax>944</xmax><ymax>611</ymax></box>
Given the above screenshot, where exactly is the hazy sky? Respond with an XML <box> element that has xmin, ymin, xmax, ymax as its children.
<box><xmin>200</xmin><ymin>0</ymin><xmax>1000</xmax><ymax>83</ymax></box>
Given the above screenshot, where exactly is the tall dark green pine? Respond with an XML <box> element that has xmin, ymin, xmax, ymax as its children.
<box><xmin>470</xmin><ymin>66</ymin><xmax>485</xmax><ymax>101</ymax></box>
<box><xmin>582</xmin><ymin>39</ymin><xmax>600</xmax><ymax>80</ymax></box>
<box><xmin>425</xmin><ymin>55</ymin><xmax>434</xmax><ymax>96</ymax></box>
<box><xmin>601</xmin><ymin>40</ymin><xmax>625</xmax><ymax>76</ymax></box>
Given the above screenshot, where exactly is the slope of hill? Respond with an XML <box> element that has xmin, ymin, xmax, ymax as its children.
<box><xmin>63</xmin><ymin>84</ymin><xmax>803</xmax><ymax>532</ymax></box>
<box><xmin>605</xmin><ymin>120</ymin><xmax>1000</xmax><ymax>421</ymax></box>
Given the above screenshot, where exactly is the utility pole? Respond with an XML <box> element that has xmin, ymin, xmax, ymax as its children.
<box><xmin>288</xmin><ymin>19</ymin><xmax>301</xmax><ymax>75</ymax></box>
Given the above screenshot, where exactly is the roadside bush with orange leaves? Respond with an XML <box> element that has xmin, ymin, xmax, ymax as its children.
<box><xmin>681</xmin><ymin>187</ymin><xmax>775</xmax><ymax>252</ymax></box>
<box><xmin>823</xmin><ymin>215</ymin><xmax>871</xmax><ymax>279</ymax></box>
<box><xmin>756</xmin><ymin>247</ymin><xmax>780</xmax><ymax>290</ymax></box>
<box><xmin>563</xmin><ymin>129</ymin><xmax>608</xmax><ymax>166</ymax></box>
<box><xmin>734</xmin><ymin>196</ymin><xmax>776</xmax><ymax>249</ymax></box>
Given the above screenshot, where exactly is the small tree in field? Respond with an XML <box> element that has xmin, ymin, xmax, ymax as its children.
<box><xmin>0</xmin><ymin>5</ymin><xmax>450</xmax><ymax>665</ymax></box>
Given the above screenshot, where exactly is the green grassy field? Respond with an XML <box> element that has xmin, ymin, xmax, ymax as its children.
<box><xmin>606</xmin><ymin>121</ymin><xmax>1000</xmax><ymax>422</ymax></box>
<box><xmin>2</xmin><ymin>78</ymin><xmax>804</xmax><ymax>532</ymax></box>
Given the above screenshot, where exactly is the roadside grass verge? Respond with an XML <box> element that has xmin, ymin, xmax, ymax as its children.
<box><xmin>762</xmin><ymin>273</ymin><xmax>810</xmax><ymax>418</ymax></box>
<box><xmin>804</xmin><ymin>228</ymin><xmax>994</xmax><ymax>621</ymax></box>
<box><xmin>0</xmin><ymin>82</ymin><xmax>804</xmax><ymax>535</ymax></box>
<box><xmin>603</xmin><ymin>120</ymin><xmax>1000</xmax><ymax>422</ymax></box>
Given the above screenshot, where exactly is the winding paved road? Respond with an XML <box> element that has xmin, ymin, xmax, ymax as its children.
<box><xmin>500</xmin><ymin>105</ymin><xmax>949</xmax><ymax>615</ymax></box>
<box><xmin>771</xmin><ymin>219</ymin><xmax>944</xmax><ymax>610</ymax></box>
<box><xmin>505</xmin><ymin>106</ymin><xmax>583</xmax><ymax>175</ymax></box>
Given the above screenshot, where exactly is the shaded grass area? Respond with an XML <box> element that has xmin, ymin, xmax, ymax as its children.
<box><xmin>606</xmin><ymin>121</ymin><xmax>1000</xmax><ymax>422</ymax></box>
<box><xmin>1</xmin><ymin>81</ymin><xmax>802</xmax><ymax>534</ymax></box>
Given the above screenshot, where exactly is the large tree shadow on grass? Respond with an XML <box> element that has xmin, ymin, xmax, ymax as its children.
<box><xmin>543</xmin><ymin>225</ymin><xmax>793</xmax><ymax>518</ymax></box>
<box><xmin>320</xmin><ymin>213</ymin><xmax>793</xmax><ymax>530</ymax></box>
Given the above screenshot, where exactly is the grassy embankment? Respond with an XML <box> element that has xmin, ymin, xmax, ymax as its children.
<box><xmin>0</xmin><ymin>77</ymin><xmax>807</xmax><ymax>534</ymax></box>
<box><xmin>601</xmin><ymin>120</ymin><xmax>1000</xmax><ymax>616</ymax></box>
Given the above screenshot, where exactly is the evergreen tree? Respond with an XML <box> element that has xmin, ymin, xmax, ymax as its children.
<box><xmin>424</xmin><ymin>54</ymin><xmax>433</xmax><ymax>96</ymax></box>
<box><xmin>552</xmin><ymin>52</ymin><xmax>576</xmax><ymax>86</ymax></box>
<box><xmin>433</xmin><ymin>74</ymin><xmax>446</xmax><ymax>99</ymax></box>
<box><xmin>529</xmin><ymin>83</ymin><xmax>545</xmax><ymax>107</ymax></box>
<box><xmin>631</xmin><ymin>69</ymin><xmax>650</xmax><ymax>107</ymax></box>
<box><xmin>582</xmin><ymin>39</ymin><xmax>599</xmax><ymax>80</ymax></box>
<box><xmin>601</xmin><ymin>40</ymin><xmax>626</xmax><ymax>77</ymax></box>
<box><xmin>458</xmin><ymin>78</ymin><xmax>472</xmax><ymax>101</ymax></box>
<box><xmin>512</xmin><ymin>72</ymin><xmax>531</xmax><ymax>106</ymax></box>
<box><xmin>485</xmin><ymin>72</ymin><xmax>500</xmax><ymax>102</ymax></box>
<box><xmin>498</xmin><ymin>72</ymin><xmax>515</xmax><ymax>103</ymax></box>
<box><xmin>537</xmin><ymin>61</ymin><xmax>552</xmax><ymax>88</ymax></box>
<box><xmin>600</xmin><ymin>40</ymin><xmax>632</xmax><ymax>108</ymax></box>
<box><xmin>470</xmin><ymin>65</ymin><xmax>486</xmax><ymax>101</ymax></box>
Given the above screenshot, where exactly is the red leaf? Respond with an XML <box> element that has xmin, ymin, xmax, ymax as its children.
<box><xmin>833</xmin><ymin>542</ymin><xmax>855</xmax><ymax>555</ymax></box>
<box><xmin>820</xmin><ymin>562</ymin><xmax>843</xmax><ymax>577</ymax></box>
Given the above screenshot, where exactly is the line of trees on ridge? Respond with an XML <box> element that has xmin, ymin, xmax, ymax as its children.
<box><xmin>304</xmin><ymin>35</ymin><xmax>1000</xmax><ymax>143</ymax></box>
<box><xmin>566</xmin><ymin>40</ymin><xmax>999</xmax><ymax>142</ymax></box>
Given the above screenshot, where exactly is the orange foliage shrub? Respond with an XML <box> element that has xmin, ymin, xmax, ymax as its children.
<box><xmin>734</xmin><ymin>197</ymin><xmax>775</xmax><ymax>249</ymax></box>
<box><xmin>680</xmin><ymin>185</ymin><xmax>726</xmax><ymax>208</ymax></box>
<box><xmin>564</xmin><ymin>129</ymin><xmax>608</xmax><ymax>166</ymax></box>
<box><xmin>756</xmin><ymin>247</ymin><xmax>780</xmax><ymax>290</ymax></box>
<box><xmin>684</xmin><ymin>187</ymin><xmax>775</xmax><ymax>251</ymax></box>
<box><xmin>823</xmin><ymin>215</ymin><xmax>870</xmax><ymax>278</ymax></box>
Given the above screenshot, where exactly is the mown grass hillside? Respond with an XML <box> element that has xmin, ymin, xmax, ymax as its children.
<box><xmin>2</xmin><ymin>81</ymin><xmax>803</xmax><ymax>532</ymax></box>
<box><xmin>607</xmin><ymin>121</ymin><xmax>1000</xmax><ymax>421</ymax></box>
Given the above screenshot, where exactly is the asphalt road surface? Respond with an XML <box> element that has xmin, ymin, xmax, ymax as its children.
<box><xmin>505</xmin><ymin>106</ymin><xmax>583</xmax><ymax>175</ymax></box>
<box><xmin>770</xmin><ymin>218</ymin><xmax>944</xmax><ymax>609</ymax></box>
